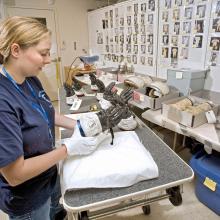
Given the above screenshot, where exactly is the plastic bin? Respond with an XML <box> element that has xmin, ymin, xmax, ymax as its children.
<box><xmin>190</xmin><ymin>150</ymin><xmax>220</xmax><ymax>215</ymax></box>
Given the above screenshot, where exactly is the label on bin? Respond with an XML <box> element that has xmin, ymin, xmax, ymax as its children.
<box><xmin>203</xmin><ymin>177</ymin><xmax>216</xmax><ymax>191</ymax></box>
<box><xmin>176</xmin><ymin>71</ymin><xmax>183</xmax><ymax>79</ymax></box>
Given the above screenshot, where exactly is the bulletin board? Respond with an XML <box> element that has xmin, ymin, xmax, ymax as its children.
<box><xmin>88</xmin><ymin>0</ymin><xmax>220</xmax><ymax>91</ymax></box>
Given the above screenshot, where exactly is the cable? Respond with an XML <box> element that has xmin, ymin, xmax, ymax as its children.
<box><xmin>65</xmin><ymin>56</ymin><xmax>80</xmax><ymax>84</ymax></box>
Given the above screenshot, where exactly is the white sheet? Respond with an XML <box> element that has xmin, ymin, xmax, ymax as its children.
<box><xmin>62</xmin><ymin>131</ymin><xmax>159</xmax><ymax>192</ymax></box>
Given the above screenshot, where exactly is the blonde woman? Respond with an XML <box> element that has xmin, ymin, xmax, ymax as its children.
<box><xmin>0</xmin><ymin>16</ymin><xmax>127</xmax><ymax>220</ymax></box>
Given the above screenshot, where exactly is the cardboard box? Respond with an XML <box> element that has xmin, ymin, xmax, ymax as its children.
<box><xmin>190</xmin><ymin>151</ymin><xmax>220</xmax><ymax>215</ymax></box>
<box><xmin>162</xmin><ymin>96</ymin><xmax>219</xmax><ymax>128</ymax></box>
<box><xmin>129</xmin><ymin>86</ymin><xmax>179</xmax><ymax>110</ymax></box>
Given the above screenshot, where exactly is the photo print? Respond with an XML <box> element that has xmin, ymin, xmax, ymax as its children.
<box><xmin>133</xmin><ymin>45</ymin><xmax>138</xmax><ymax>54</ymax></box>
<box><xmin>127</xmin><ymin>55</ymin><xmax>131</xmax><ymax>63</ymax></box>
<box><xmin>148</xmin><ymin>0</ymin><xmax>155</xmax><ymax>11</ymax></box>
<box><xmin>126</xmin><ymin>44</ymin><xmax>131</xmax><ymax>53</ymax></box>
<box><xmin>186</xmin><ymin>0</ymin><xmax>194</xmax><ymax>5</ymax></box>
<box><xmin>174</xmin><ymin>22</ymin><xmax>180</xmax><ymax>35</ymax></box>
<box><xmin>173</xmin><ymin>9</ymin><xmax>180</xmax><ymax>21</ymax></box>
<box><xmin>141</xmin><ymin>45</ymin><xmax>146</xmax><ymax>54</ymax></box>
<box><xmin>140</xmin><ymin>56</ymin><xmax>146</xmax><ymax>65</ymax></box>
<box><xmin>128</xmin><ymin>27</ymin><xmax>132</xmax><ymax>35</ymax></box>
<box><xmin>134</xmin><ymin>3</ymin><xmax>138</xmax><ymax>14</ymax></box>
<box><xmin>210</xmin><ymin>51</ymin><xmax>218</xmax><ymax>66</ymax></box>
<box><xmin>120</xmin><ymin>17</ymin><xmax>124</xmax><ymax>26</ymax></box>
<box><xmin>141</xmin><ymin>34</ymin><xmax>146</xmax><ymax>44</ymax></box>
<box><xmin>148</xmin><ymin>44</ymin><xmax>153</xmax><ymax>54</ymax></box>
<box><xmin>196</xmin><ymin>5</ymin><xmax>206</xmax><ymax>18</ymax></box>
<box><xmin>171</xmin><ymin>35</ymin><xmax>178</xmax><ymax>46</ymax></box>
<box><xmin>171</xmin><ymin>47</ymin><xmax>178</xmax><ymax>59</ymax></box>
<box><xmin>183</xmin><ymin>21</ymin><xmax>191</xmax><ymax>34</ymax></box>
<box><xmin>132</xmin><ymin>55</ymin><xmax>137</xmax><ymax>64</ymax></box>
<box><xmin>141</xmin><ymin>14</ymin><xmax>145</xmax><ymax>25</ymax></box>
<box><xmin>175</xmin><ymin>0</ymin><xmax>182</xmax><ymax>7</ymax></box>
<box><xmin>97</xmin><ymin>33</ymin><xmax>103</xmax><ymax>44</ymax></box>
<box><xmin>195</xmin><ymin>20</ymin><xmax>204</xmax><ymax>33</ymax></box>
<box><xmin>115</xmin><ymin>8</ymin><xmax>118</xmax><ymax>17</ymax></box>
<box><xmin>141</xmin><ymin>3</ymin><xmax>147</xmax><ymax>13</ymax></box>
<box><xmin>140</xmin><ymin>25</ymin><xmax>146</xmax><ymax>34</ymax></box>
<box><xmin>120</xmin><ymin>44</ymin><xmax>124</xmax><ymax>53</ymax></box>
<box><xmin>163</xmin><ymin>24</ymin><xmax>169</xmax><ymax>34</ymax></box>
<box><xmin>185</xmin><ymin>7</ymin><xmax>193</xmax><ymax>20</ymax></box>
<box><xmin>213</xmin><ymin>18</ymin><xmax>220</xmax><ymax>32</ymax></box>
<box><xmin>182</xmin><ymin>36</ymin><xmax>190</xmax><ymax>47</ymax></box>
<box><xmin>127</xmin><ymin>16</ymin><xmax>132</xmax><ymax>26</ymax></box>
<box><xmin>162</xmin><ymin>47</ymin><xmax>169</xmax><ymax>58</ymax></box>
<box><xmin>148</xmin><ymin>57</ymin><xmax>153</xmax><ymax>66</ymax></box>
<box><xmin>148</xmin><ymin>34</ymin><xmax>154</xmax><ymax>44</ymax></box>
<box><xmin>126</xmin><ymin>35</ymin><xmax>131</xmax><ymax>44</ymax></box>
<box><xmin>127</xmin><ymin>6</ymin><xmax>132</xmax><ymax>13</ymax></box>
<box><xmin>165</xmin><ymin>0</ymin><xmax>171</xmax><ymax>9</ymax></box>
<box><xmin>193</xmin><ymin>35</ymin><xmax>203</xmax><ymax>48</ymax></box>
<box><xmin>216</xmin><ymin>1</ymin><xmax>220</xmax><ymax>17</ymax></box>
<box><xmin>134</xmin><ymin>14</ymin><xmax>138</xmax><ymax>25</ymax></box>
<box><xmin>162</xmin><ymin>11</ymin><xmax>169</xmax><ymax>22</ymax></box>
<box><xmin>180</xmin><ymin>48</ymin><xmax>189</xmax><ymax>59</ymax></box>
<box><xmin>148</xmin><ymin>14</ymin><xmax>154</xmax><ymax>24</ymax></box>
<box><xmin>162</xmin><ymin>35</ymin><xmax>169</xmax><ymax>45</ymax></box>
<box><xmin>133</xmin><ymin>34</ymin><xmax>138</xmax><ymax>44</ymax></box>
<box><xmin>210</xmin><ymin>37</ymin><xmax>220</xmax><ymax>50</ymax></box>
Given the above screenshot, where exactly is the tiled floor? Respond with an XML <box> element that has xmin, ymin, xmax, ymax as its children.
<box><xmin>0</xmin><ymin>102</ymin><xmax>219</xmax><ymax>219</ymax></box>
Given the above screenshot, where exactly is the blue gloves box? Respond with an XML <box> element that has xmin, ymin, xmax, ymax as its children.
<box><xmin>190</xmin><ymin>150</ymin><xmax>220</xmax><ymax>215</ymax></box>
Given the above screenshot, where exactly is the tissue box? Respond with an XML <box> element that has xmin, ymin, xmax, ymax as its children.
<box><xmin>162</xmin><ymin>96</ymin><xmax>218</xmax><ymax>128</ymax></box>
<box><xmin>190</xmin><ymin>151</ymin><xmax>220</xmax><ymax>215</ymax></box>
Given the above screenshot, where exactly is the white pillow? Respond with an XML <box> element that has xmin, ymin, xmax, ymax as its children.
<box><xmin>62</xmin><ymin>131</ymin><xmax>159</xmax><ymax>192</ymax></box>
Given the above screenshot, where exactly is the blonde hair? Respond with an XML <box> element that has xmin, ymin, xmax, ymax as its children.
<box><xmin>0</xmin><ymin>16</ymin><xmax>51</xmax><ymax>64</ymax></box>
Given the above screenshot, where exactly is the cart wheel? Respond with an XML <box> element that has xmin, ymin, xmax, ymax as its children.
<box><xmin>142</xmin><ymin>205</ymin><xmax>151</xmax><ymax>215</ymax></box>
<box><xmin>78</xmin><ymin>211</ymin><xmax>89</xmax><ymax>220</ymax></box>
<box><xmin>166</xmin><ymin>186</ymin><xmax>182</xmax><ymax>206</ymax></box>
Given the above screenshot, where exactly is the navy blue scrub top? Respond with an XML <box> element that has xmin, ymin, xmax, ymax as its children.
<box><xmin>0</xmin><ymin>74</ymin><xmax>57</xmax><ymax>216</ymax></box>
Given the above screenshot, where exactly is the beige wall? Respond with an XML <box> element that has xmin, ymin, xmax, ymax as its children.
<box><xmin>4</xmin><ymin>0</ymin><xmax>97</xmax><ymax>78</ymax></box>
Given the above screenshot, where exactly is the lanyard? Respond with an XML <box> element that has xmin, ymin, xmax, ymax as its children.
<box><xmin>2</xmin><ymin>67</ymin><xmax>54</xmax><ymax>145</ymax></box>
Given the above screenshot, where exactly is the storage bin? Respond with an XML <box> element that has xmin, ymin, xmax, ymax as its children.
<box><xmin>167</xmin><ymin>68</ymin><xmax>207</xmax><ymax>96</ymax></box>
<box><xmin>190</xmin><ymin>150</ymin><xmax>220</xmax><ymax>215</ymax></box>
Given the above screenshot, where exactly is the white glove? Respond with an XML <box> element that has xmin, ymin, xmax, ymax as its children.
<box><xmin>63</xmin><ymin>124</ymin><xmax>109</xmax><ymax>156</ymax></box>
<box><xmin>99</xmin><ymin>98</ymin><xmax>112</xmax><ymax>110</ymax></box>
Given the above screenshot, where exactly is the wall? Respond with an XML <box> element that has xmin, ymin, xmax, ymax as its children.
<box><xmin>3</xmin><ymin>0</ymin><xmax>97</xmax><ymax>75</ymax></box>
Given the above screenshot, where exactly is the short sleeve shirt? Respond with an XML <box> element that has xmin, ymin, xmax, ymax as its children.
<box><xmin>0</xmin><ymin>74</ymin><xmax>57</xmax><ymax>216</ymax></box>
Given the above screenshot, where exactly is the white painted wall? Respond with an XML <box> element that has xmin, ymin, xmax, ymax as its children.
<box><xmin>4</xmin><ymin>0</ymin><xmax>97</xmax><ymax>75</ymax></box>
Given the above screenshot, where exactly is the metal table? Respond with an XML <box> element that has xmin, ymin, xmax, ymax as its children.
<box><xmin>59</xmin><ymin>88</ymin><xmax>194</xmax><ymax>220</ymax></box>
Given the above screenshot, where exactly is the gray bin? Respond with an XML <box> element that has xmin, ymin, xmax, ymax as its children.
<box><xmin>167</xmin><ymin>69</ymin><xmax>207</xmax><ymax>96</ymax></box>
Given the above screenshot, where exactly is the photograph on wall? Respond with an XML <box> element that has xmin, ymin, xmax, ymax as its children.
<box><xmin>147</xmin><ymin>24</ymin><xmax>153</xmax><ymax>33</ymax></box>
<box><xmin>195</xmin><ymin>20</ymin><xmax>204</xmax><ymax>33</ymax></box>
<box><xmin>196</xmin><ymin>5</ymin><xmax>206</xmax><ymax>18</ymax></box>
<box><xmin>115</xmin><ymin>8</ymin><xmax>118</xmax><ymax>17</ymax></box>
<box><xmin>162</xmin><ymin>35</ymin><xmax>169</xmax><ymax>45</ymax></box>
<box><xmin>183</xmin><ymin>21</ymin><xmax>191</xmax><ymax>34</ymax></box>
<box><xmin>148</xmin><ymin>44</ymin><xmax>153</xmax><ymax>54</ymax></box>
<box><xmin>165</xmin><ymin>0</ymin><xmax>171</xmax><ymax>9</ymax></box>
<box><xmin>141</xmin><ymin>3</ymin><xmax>147</xmax><ymax>13</ymax></box>
<box><xmin>216</xmin><ymin>1</ymin><xmax>220</xmax><ymax>17</ymax></box>
<box><xmin>140</xmin><ymin>25</ymin><xmax>146</xmax><ymax>34</ymax></box>
<box><xmin>148</xmin><ymin>14</ymin><xmax>154</xmax><ymax>24</ymax></box>
<box><xmin>180</xmin><ymin>47</ymin><xmax>189</xmax><ymax>59</ymax></box>
<box><xmin>163</xmin><ymin>24</ymin><xmax>169</xmax><ymax>34</ymax></box>
<box><xmin>134</xmin><ymin>14</ymin><xmax>138</xmax><ymax>25</ymax></box>
<box><xmin>127</xmin><ymin>55</ymin><xmax>131</xmax><ymax>63</ymax></box>
<box><xmin>162</xmin><ymin>11</ymin><xmax>169</xmax><ymax>22</ymax></box>
<box><xmin>141</xmin><ymin>45</ymin><xmax>146</xmax><ymax>54</ymax></box>
<box><xmin>132</xmin><ymin>55</ymin><xmax>137</xmax><ymax>64</ymax></box>
<box><xmin>140</xmin><ymin>56</ymin><xmax>146</xmax><ymax>65</ymax></box>
<box><xmin>127</xmin><ymin>5</ymin><xmax>132</xmax><ymax>13</ymax></box>
<box><xmin>209</xmin><ymin>51</ymin><xmax>218</xmax><ymax>66</ymax></box>
<box><xmin>134</xmin><ymin>3</ymin><xmax>138</xmax><ymax>14</ymax></box>
<box><xmin>148</xmin><ymin>57</ymin><xmax>153</xmax><ymax>66</ymax></box>
<box><xmin>212</xmin><ymin>18</ymin><xmax>220</xmax><ymax>32</ymax></box>
<box><xmin>173</xmin><ymin>9</ymin><xmax>180</xmax><ymax>21</ymax></box>
<box><xmin>120</xmin><ymin>44</ymin><xmax>124</xmax><ymax>53</ymax></box>
<box><xmin>97</xmin><ymin>32</ymin><xmax>103</xmax><ymax>44</ymax></box>
<box><xmin>171</xmin><ymin>47</ymin><xmax>178</xmax><ymax>59</ymax></box>
<box><xmin>192</xmin><ymin>35</ymin><xmax>203</xmax><ymax>48</ymax></box>
<box><xmin>119</xmin><ymin>17</ymin><xmax>124</xmax><ymax>26</ymax></box>
<box><xmin>141</xmin><ymin>34</ymin><xmax>146</xmax><ymax>43</ymax></box>
<box><xmin>141</xmin><ymin>14</ymin><xmax>145</xmax><ymax>25</ymax></box>
<box><xmin>174</xmin><ymin>22</ymin><xmax>180</xmax><ymax>35</ymax></box>
<box><xmin>148</xmin><ymin>34</ymin><xmax>154</xmax><ymax>44</ymax></box>
<box><xmin>162</xmin><ymin>47</ymin><xmax>169</xmax><ymax>58</ymax></box>
<box><xmin>210</xmin><ymin>37</ymin><xmax>220</xmax><ymax>50</ymax></box>
<box><xmin>126</xmin><ymin>44</ymin><xmax>131</xmax><ymax>53</ymax></box>
<box><xmin>186</xmin><ymin>0</ymin><xmax>194</xmax><ymax>5</ymax></box>
<box><xmin>171</xmin><ymin>35</ymin><xmax>178</xmax><ymax>46</ymax></box>
<box><xmin>133</xmin><ymin>34</ymin><xmax>138</xmax><ymax>44</ymax></box>
<box><xmin>126</xmin><ymin>35</ymin><xmax>131</xmax><ymax>44</ymax></box>
<box><xmin>133</xmin><ymin>45</ymin><xmax>138</xmax><ymax>54</ymax></box>
<box><xmin>175</xmin><ymin>0</ymin><xmax>182</xmax><ymax>7</ymax></box>
<box><xmin>134</xmin><ymin>24</ymin><xmax>139</xmax><ymax>33</ymax></box>
<box><xmin>182</xmin><ymin>36</ymin><xmax>190</xmax><ymax>47</ymax></box>
<box><xmin>148</xmin><ymin>0</ymin><xmax>155</xmax><ymax>11</ymax></box>
<box><xmin>127</xmin><ymin>16</ymin><xmax>132</xmax><ymax>26</ymax></box>
<box><xmin>185</xmin><ymin>7</ymin><xmax>193</xmax><ymax>20</ymax></box>
<box><xmin>128</xmin><ymin>27</ymin><xmax>132</xmax><ymax>34</ymax></box>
